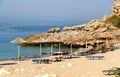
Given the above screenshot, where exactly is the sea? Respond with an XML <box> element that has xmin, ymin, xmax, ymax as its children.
<box><xmin>0</xmin><ymin>20</ymin><xmax>89</xmax><ymax>60</ymax></box>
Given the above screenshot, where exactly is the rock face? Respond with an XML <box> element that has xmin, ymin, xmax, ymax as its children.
<box><xmin>47</xmin><ymin>27</ymin><xmax>60</xmax><ymax>33</ymax></box>
<box><xmin>24</xmin><ymin>20</ymin><xmax>119</xmax><ymax>48</ymax></box>
<box><xmin>22</xmin><ymin>0</ymin><xmax>120</xmax><ymax>49</ymax></box>
<box><xmin>112</xmin><ymin>0</ymin><xmax>120</xmax><ymax>16</ymax></box>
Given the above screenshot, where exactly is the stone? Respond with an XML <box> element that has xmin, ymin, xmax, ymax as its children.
<box><xmin>103</xmin><ymin>15</ymin><xmax>109</xmax><ymax>22</ymax></box>
<box><xmin>20</xmin><ymin>68</ymin><xmax>25</xmax><ymax>72</ymax></box>
<box><xmin>15</xmin><ymin>69</ymin><xmax>19</xmax><ymax>72</ymax></box>
<box><xmin>0</xmin><ymin>68</ymin><xmax>6</xmax><ymax>75</ymax></box>
<box><xmin>35</xmin><ymin>75</ymin><xmax>40</xmax><ymax>77</ymax></box>
<box><xmin>49</xmin><ymin>74</ymin><xmax>57</xmax><ymax>77</ymax></box>
<box><xmin>48</xmin><ymin>27</ymin><xmax>60</xmax><ymax>33</ymax></box>
<box><xmin>0</xmin><ymin>68</ymin><xmax>11</xmax><ymax>75</ymax></box>
<box><xmin>109</xmin><ymin>25</ymin><xmax>117</xmax><ymax>30</ymax></box>
<box><xmin>67</xmin><ymin>63</ymin><xmax>72</xmax><ymax>67</ymax></box>
<box><xmin>89</xmin><ymin>19</ymin><xmax>96</xmax><ymax>24</ymax></box>
<box><xmin>97</xmin><ymin>27</ymin><xmax>108</xmax><ymax>32</ymax></box>
<box><xmin>112</xmin><ymin>0</ymin><xmax>120</xmax><ymax>16</ymax></box>
<box><xmin>41</xmin><ymin>74</ymin><xmax>57</xmax><ymax>77</ymax></box>
<box><xmin>41</xmin><ymin>74</ymin><xmax>49</xmax><ymax>77</ymax></box>
<box><xmin>7</xmin><ymin>67</ymin><xmax>15</xmax><ymax>73</ymax></box>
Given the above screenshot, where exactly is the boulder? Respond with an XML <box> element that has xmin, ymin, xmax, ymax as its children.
<box><xmin>102</xmin><ymin>15</ymin><xmax>109</xmax><ymax>22</ymax></box>
<box><xmin>108</xmin><ymin>25</ymin><xmax>117</xmax><ymax>30</ymax></box>
<box><xmin>7</xmin><ymin>67</ymin><xmax>15</xmax><ymax>73</ymax></box>
<box><xmin>62</xmin><ymin>26</ymin><xmax>72</xmax><ymax>32</ymax></box>
<box><xmin>112</xmin><ymin>0</ymin><xmax>120</xmax><ymax>16</ymax></box>
<box><xmin>97</xmin><ymin>27</ymin><xmax>108</xmax><ymax>32</ymax></box>
<box><xmin>48</xmin><ymin>27</ymin><xmax>60</xmax><ymax>33</ymax></box>
<box><xmin>62</xmin><ymin>24</ymin><xmax>86</xmax><ymax>32</ymax></box>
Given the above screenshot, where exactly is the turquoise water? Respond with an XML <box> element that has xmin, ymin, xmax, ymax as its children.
<box><xmin>0</xmin><ymin>20</ymin><xmax>88</xmax><ymax>60</ymax></box>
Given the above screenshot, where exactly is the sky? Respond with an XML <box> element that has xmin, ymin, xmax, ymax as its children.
<box><xmin>0</xmin><ymin>0</ymin><xmax>114</xmax><ymax>21</ymax></box>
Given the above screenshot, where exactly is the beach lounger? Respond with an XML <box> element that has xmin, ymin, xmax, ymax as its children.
<box><xmin>62</xmin><ymin>54</ymin><xmax>72</xmax><ymax>59</ymax></box>
<box><xmin>10</xmin><ymin>56</ymin><xmax>30</xmax><ymax>61</ymax></box>
<box><xmin>86</xmin><ymin>56</ymin><xmax>104</xmax><ymax>60</ymax></box>
<box><xmin>52</xmin><ymin>52</ymin><xmax>62</xmax><ymax>55</ymax></box>
<box><xmin>79</xmin><ymin>52</ymin><xmax>88</xmax><ymax>56</ymax></box>
<box><xmin>32</xmin><ymin>58</ymin><xmax>50</xmax><ymax>64</ymax></box>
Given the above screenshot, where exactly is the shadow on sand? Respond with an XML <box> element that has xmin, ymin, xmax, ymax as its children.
<box><xmin>0</xmin><ymin>63</ymin><xmax>17</xmax><ymax>66</ymax></box>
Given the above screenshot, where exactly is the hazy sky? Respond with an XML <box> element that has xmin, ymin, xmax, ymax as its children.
<box><xmin>0</xmin><ymin>0</ymin><xmax>114</xmax><ymax>21</ymax></box>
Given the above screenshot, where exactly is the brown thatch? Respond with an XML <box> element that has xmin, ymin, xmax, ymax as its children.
<box><xmin>93</xmin><ymin>32</ymin><xmax>113</xmax><ymax>39</ymax></box>
<box><xmin>78</xmin><ymin>33</ymin><xmax>93</xmax><ymax>41</ymax></box>
<box><xmin>46</xmin><ymin>35</ymin><xmax>60</xmax><ymax>43</ymax></box>
<box><xmin>65</xmin><ymin>35</ymin><xmax>78</xmax><ymax>44</ymax></box>
<box><xmin>11</xmin><ymin>37</ymin><xmax>27</xmax><ymax>44</ymax></box>
<box><xmin>57</xmin><ymin>35</ymin><xmax>64</xmax><ymax>42</ymax></box>
<box><xmin>32</xmin><ymin>37</ymin><xmax>46</xmax><ymax>43</ymax></box>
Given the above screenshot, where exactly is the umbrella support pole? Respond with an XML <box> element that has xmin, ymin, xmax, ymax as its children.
<box><xmin>106</xmin><ymin>38</ymin><xmax>108</xmax><ymax>48</ymax></box>
<box><xmin>59</xmin><ymin>43</ymin><xmax>61</xmax><ymax>53</ymax></box>
<box><xmin>70</xmin><ymin>43</ymin><xmax>72</xmax><ymax>54</ymax></box>
<box><xmin>96</xmin><ymin>39</ymin><xmax>99</xmax><ymax>50</ymax></box>
<box><xmin>40</xmin><ymin>43</ymin><xmax>42</xmax><ymax>58</ymax></box>
<box><xmin>18</xmin><ymin>45</ymin><xmax>20</xmax><ymax>61</ymax></box>
<box><xmin>85</xmin><ymin>40</ymin><xmax>88</xmax><ymax>50</ymax></box>
<box><xmin>51</xmin><ymin>43</ymin><xmax>53</xmax><ymax>56</ymax></box>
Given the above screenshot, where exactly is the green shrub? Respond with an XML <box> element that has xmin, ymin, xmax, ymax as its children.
<box><xmin>105</xmin><ymin>15</ymin><xmax>120</xmax><ymax>28</ymax></box>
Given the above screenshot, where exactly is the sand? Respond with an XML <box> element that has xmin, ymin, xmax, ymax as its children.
<box><xmin>0</xmin><ymin>49</ymin><xmax>120</xmax><ymax>77</ymax></box>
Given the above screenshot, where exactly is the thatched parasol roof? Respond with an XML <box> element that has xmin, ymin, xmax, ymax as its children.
<box><xmin>46</xmin><ymin>35</ymin><xmax>60</xmax><ymax>43</ymax></box>
<box><xmin>32</xmin><ymin>37</ymin><xmax>46</xmax><ymax>43</ymax></box>
<box><xmin>78</xmin><ymin>33</ymin><xmax>93</xmax><ymax>41</ymax></box>
<box><xmin>65</xmin><ymin>35</ymin><xmax>78</xmax><ymax>44</ymax></box>
<box><xmin>56</xmin><ymin>35</ymin><xmax>64</xmax><ymax>42</ymax></box>
<box><xmin>93</xmin><ymin>32</ymin><xmax>113</xmax><ymax>39</ymax></box>
<box><xmin>11</xmin><ymin>37</ymin><xmax>27</xmax><ymax>44</ymax></box>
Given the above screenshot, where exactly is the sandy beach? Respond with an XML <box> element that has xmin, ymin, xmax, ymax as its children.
<box><xmin>0</xmin><ymin>49</ymin><xmax>120</xmax><ymax>77</ymax></box>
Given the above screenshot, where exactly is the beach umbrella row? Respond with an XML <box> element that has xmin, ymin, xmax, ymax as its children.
<box><xmin>11</xmin><ymin>36</ymin><xmax>62</xmax><ymax>59</ymax></box>
<box><xmin>11</xmin><ymin>31</ymin><xmax>117</xmax><ymax>59</ymax></box>
<box><xmin>33</xmin><ymin>35</ymin><xmax>62</xmax><ymax>57</ymax></box>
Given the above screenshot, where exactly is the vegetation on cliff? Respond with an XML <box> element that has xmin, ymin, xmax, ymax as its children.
<box><xmin>105</xmin><ymin>15</ymin><xmax>120</xmax><ymax>28</ymax></box>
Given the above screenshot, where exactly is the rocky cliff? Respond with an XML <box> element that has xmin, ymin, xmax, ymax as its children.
<box><xmin>23</xmin><ymin>0</ymin><xmax>120</xmax><ymax>49</ymax></box>
<box><xmin>112</xmin><ymin>0</ymin><xmax>120</xmax><ymax>16</ymax></box>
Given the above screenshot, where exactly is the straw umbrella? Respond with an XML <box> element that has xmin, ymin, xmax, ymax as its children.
<box><xmin>108</xmin><ymin>30</ymin><xmax>120</xmax><ymax>47</ymax></box>
<box><xmin>32</xmin><ymin>37</ymin><xmax>46</xmax><ymax>58</ymax></box>
<box><xmin>78</xmin><ymin>32</ymin><xmax>93</xmax><ymax>50</ymax></box>
<box><xmin>65</xmin><ymin>34</ymin><xmax>78</xmax><ymax>54</ymax></box>
<box><xmin>11</xmin><ymin>37</ymin><xmax>27</xmax><ymax>60</ymax></box>
<box><xmin>57</xmin><ymin>35</ymin><xmax>64</xmax><ymax>53</ymax></box>
<box><xmin>46</xmin><ymin>35</ymin><xmax>61</xmax><ymax>56</ymax></box>
<box><xmin>94</xmin><ymin>32</ymin><xmax>113</xmax><ymax>48</ymax></box>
